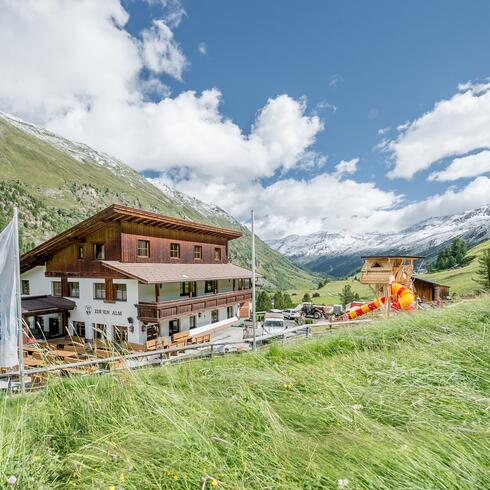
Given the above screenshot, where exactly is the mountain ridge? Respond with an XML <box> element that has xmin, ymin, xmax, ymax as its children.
<box><xmin>268</xmin><ymin>206</ymin><xmax>490</xmax><ymax>276</ymax></box>
<box><xmin>0</xmin><ymin>111</ymin><xmax>316</xmax><ymax>289</ymax></box>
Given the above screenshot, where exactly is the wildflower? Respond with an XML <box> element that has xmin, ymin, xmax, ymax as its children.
<box><xmin>33</xmin><ymin>455</ymin><xmax>41</xmax><ymax>461</ymax></box>
<box><xmin>173</xmin><ymin>474</ymin><xmax>179</xmax><ymax>481</ymax></box>
<box><xmin>7</xmin><ymin>476</ymin><xmax>17</xmax><ymax>486</ymax></box>
<box><xmin>107</xmin><ymin>486</ymin><xmax>116</xmax><ymax>490</ymax></box>
<box><xmin>119</xmin><ymin>473</ymin><xmax>125</xmax><ymax>482</ymax></box>
<box><xmin>351</xmin><ymin>404</ymin><xmax>363</xmax><ymax>413</ymax></box>
<box><xmin>338</xmin><ymin>479</ymin><xmax>349</xmax><ymax>488</ymax></box>
<box><xmin>211</xmin><ymin>479</ymin><xmax>219</xmax><ymax>488</ymax></box>
<box><xmin>127</xmin><ymin>466</ymin><xmax>134</xmax><ymax>473</ymax></box>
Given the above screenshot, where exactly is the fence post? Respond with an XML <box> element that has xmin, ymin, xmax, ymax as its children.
<box><xmin>210</xmin><ymin>344</ymin><xmax>214</xmax><ymax>358</ymax></box>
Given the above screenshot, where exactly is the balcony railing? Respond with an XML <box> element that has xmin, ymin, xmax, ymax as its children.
<box><xmin>137</xmin><ymin>289</ymin><xmax>252</xmax><ymax>322</ymax></box>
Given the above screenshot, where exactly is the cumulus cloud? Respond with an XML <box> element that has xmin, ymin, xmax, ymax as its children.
<box><xmin>1</xmin><ymin>0</ymin><xmax>486</xmax><ymax>240</ymax></box>
<box><xmin>385</xmin><ymin>81</ymin><xmax>490</xmax><ymax>179</ymax></box>
<box><xmin>334</xmin><ymin>158</ymin><xmax>358</xmax><ymax>177</ymax></box>
<box><xmin>428</xmin><ymin>150</ymin><xmax>490</xmax><ymax>181</ymax></box>
<box><xmin>141</xmin><ymin>19</ymin><xmax>187</xmax><ymax>79</ymax></box>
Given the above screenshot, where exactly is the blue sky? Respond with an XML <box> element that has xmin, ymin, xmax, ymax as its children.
<box><xmin>1</xmin><ymin>0</ymin><xmax>489</xmax><ymax>238</ymax></box>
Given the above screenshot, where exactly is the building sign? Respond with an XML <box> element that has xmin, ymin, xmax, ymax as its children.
<box><xmin>85</xmin><ymin>305</ymin><xmax>122</xmax><ymax>316</ymax></box>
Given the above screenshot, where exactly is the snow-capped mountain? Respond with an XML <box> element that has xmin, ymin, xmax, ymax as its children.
<box><xmin>268</xmin><ymin>207</ymin><xmax>490</xmax><ymax>276</ymax></box>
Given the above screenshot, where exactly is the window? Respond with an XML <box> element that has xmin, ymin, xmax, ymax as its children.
<box><xmin>227</xmin><ymin>306</ymin><xmax>234</xmax><ymax>319</ymax></box>
<box><xmin>194</xmin><ymin>245</ymin><xmax>202</xmax><ymax>260</ymax></box>
<box><xmin>180</xmin><ymin>281</ymin><xmax>197</xmax><ymax>297</ymax></box>
<box><xmin>78</xmin><ymin>246</ymin><xmax>84</xmax><ymax>259</ymax></box>
<box><xmin>93</xmin><ymin>323</ymin><xmax>107</xmax><ymax>340</ymax></box>
<box><xmin>114</xmin><ymin>283</ymin><xmax>127</xmax><ymax>301</ymax></box>
<box><xmin>21</xmin><ymin>280</ymin><xmax>30</xmax><ymax>295</ymax></box>
<box><xmin>73</xmin><ymin>321</ymin><xmax>85</xmax><ymax>338</ymax></box>
<box><xmin>169</xmin><ymin>319</ymin><xmax>180</xmax><ymax>335</ymax></box>
<box><xmin>137</xmin><ymin>240</ymin><xmax>150</xmax><ymax>257</ymax></box>
<box><xmin>113</xmin><ymin>325</ymin><xmax>128</xmax><ymax>343</ymax></box>
<box><xmin>146</xmin><ymin>324</ymin><xmax>159</xmax><ymax>340</ymax></box>
<box><xmin>170</xmin><ymin>243</ymin><xmax>180</xmax><ymax>259</ymax></box>
<box><xmin>214</xmin><ymin>247</ymin><xmax>222</xmax><ymax>261</ymax></box>
<box><xmin>205</xmin><ymin>280</ymin><xmax>217</xmax><ymax>294</ymax></box>
<box><xmin>211</xmin><ymin>310</ymin><xmax>219</xmax><ymax>323</ymax></box>
<box><xmin>52</xmin><ymin>281</ymin><xmax>62</xmax><ymax>297</ymax></box>
<box><xmin>189</xmin><ymin>315</ymin><xmax>197</xmax><ymax>329</ymax></box>
<box><xmin>94</xmin><ymin>243</ymin><xmax>105</xmax><ymax>260</ymax></box>
<box><xmin>94</xmin><ymin>283</ymin><xmax>106</xmax><ymax>300</ymax></box>
<box><xmin>68</xmin><ymin>282</ymin><xmax>80</xmax><ymax>298</ymax></box>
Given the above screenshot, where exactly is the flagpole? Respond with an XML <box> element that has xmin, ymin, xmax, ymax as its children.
<box><xmin>13</xmin><ymin>208</ymin><xmax>25</xmax><ymax>393</ymax></box>
<box><xmin>251</xmin><ymin>209</ymin><xmax>257</xmax><ymax>352</ymax></box>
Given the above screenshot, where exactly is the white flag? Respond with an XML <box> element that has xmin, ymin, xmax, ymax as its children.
<box><xmin>0</xmin><ymin>219</ymin><xmax>19</xmax><ymax>368</ymax></box>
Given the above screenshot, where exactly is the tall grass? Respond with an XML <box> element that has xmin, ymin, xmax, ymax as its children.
<box><xmin>1</xmin><ymin>299</ymin><xmax>489</xmax><ymax>489</ymax></box>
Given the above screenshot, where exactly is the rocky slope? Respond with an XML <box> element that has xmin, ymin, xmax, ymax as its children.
<box><xmin>268</xmin><ymin>207</ymin><xmax>490</xmax><ymax>276</ymax></box>
<box><xmin>0</xmin><ymin>111</ymin><xmax>316</xmax><ymax>289</ymax></box>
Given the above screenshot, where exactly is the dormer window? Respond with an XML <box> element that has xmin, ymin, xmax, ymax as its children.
<box><xmin>94</xmin><ymin>243</ymin><xmax>105</xmax><ymax>260</ymax></box>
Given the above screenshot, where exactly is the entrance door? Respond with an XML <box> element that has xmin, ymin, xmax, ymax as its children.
<box><xmin>169</xmin><ymin>319</ymin><xmax>180</xmax><ymax>336</ymax></box>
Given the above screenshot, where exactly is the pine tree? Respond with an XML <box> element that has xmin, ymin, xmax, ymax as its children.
<box><xmin>256</xmin><ymin>290</ymin><xmax>272</xmax><ymax>312</ymax></box>
<box><xmin>475</xmin><ymin>249</ymin><xmax>490</xmax><ymax>290</ymax></box>
<box><xmin>339</xmin><ymin>285</ymin><xmax>357</xmax><ymax>307</ymax></box>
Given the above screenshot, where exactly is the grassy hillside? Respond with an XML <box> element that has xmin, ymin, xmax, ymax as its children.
<box><xmin>421</xmin><ymin>239</ymin><xmax>490</xmax><ymax>295</ymax></box>
<box><xmin>2</xmin><ymin>299</ymin><xmax>489</xmax><ymax>489</ymax></box>
<box><xmin>0</xmin><ymin>114</ymin><xmax>315</xmax><ymax>289</ymax></box>
<box><xmin>288</xmin><ymin>277</ymin><xmax>373</xmax><ymax>306</ymax></box>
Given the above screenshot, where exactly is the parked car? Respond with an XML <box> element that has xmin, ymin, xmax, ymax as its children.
<box><xmin>282</xmin><ymin>308</ymin><xmax>301</xmax><ymax>320</ymax></box>
<box><xmin>263</xmin><ymin>313</ymin><xmax>287</xmax><ymax>334</ymax></box>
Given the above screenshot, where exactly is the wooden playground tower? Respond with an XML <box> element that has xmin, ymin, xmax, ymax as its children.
<box><xmin>359</xmin><ymin>255</ymin><xmax>422</xmax><ymax>317</ymax></box>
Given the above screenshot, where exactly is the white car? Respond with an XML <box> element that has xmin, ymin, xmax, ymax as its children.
<box><xmin>282</xmin><ymin>309</ymin><xmax>301</xmax><ymax>320</ymax></box>
<box><xmin>263</xmin><ymin>313</ymin><xmax>287</xmax><ymax>334</ymax></box>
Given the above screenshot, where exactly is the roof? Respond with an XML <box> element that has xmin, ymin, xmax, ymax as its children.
<box><xmin>101</xmin><ymin>261</ymin><xmax>253</xmax><ymax>284</ymax></box>
<box><xmin>361</xmin><ymin>255</ymin><xmax>424</xmax><ymax>259</ymax></box>
<box><xmin>21</xmin><ymin>295</ymin><xmax>76</xmax><ymax>315</ymax></box>
<box><xmin>413</xmin><ymin>276</ymin><xmax>450</xmax><ymax>288</ymax></box>
<box><xmin>20</xmin><ymin>204</ymin><xmax>242</xmax><ymax>272</ymax></box>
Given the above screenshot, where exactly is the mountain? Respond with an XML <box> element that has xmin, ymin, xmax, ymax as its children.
<box><xmin>268</xmin><ymin>207</ymin><xmax>490</xmax><ymax>277</ymax></box>
<box><xmin>0</xmin><ymin>111</ymin><xmax>316</xmax><ymax>289</ymax></box>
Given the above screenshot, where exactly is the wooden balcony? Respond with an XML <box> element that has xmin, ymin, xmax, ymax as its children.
<box><xmin>137</xmin><ymin>289</ymin><xmax>252</xmax><ymax>322</ymax></box>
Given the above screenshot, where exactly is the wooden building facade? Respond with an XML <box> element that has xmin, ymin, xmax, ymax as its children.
<box><xmin>20</xmin><ymin>205</ymin><xmax>252</xmax><ymax>346</ymax></box>
<box><xmin>412</xmin><ymin>277</ymin><xmax>450</xmax><ymax>302</ymax></box>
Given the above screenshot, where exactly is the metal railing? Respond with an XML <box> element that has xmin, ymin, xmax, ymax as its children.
<box><xmin>0</xmin><ymin>318</ymin><xmax>373</xmax><ymax>390</ymax></box>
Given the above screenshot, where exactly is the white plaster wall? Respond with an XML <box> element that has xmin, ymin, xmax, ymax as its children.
<box><xmin>20</xmin><ymin>266</ymin><xmax>50</xmax><ymax>295</ymax></box>
<box><xmin>66</xmin><ymin>278</ymin><xmax>140</xmax><ymax>344</ymax></box>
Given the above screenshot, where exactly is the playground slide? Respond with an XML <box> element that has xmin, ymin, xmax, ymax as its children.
<box><xmin>347</xmin><ymin>282</ymin><xmax>415</xmax><ymax>320</ymax></box>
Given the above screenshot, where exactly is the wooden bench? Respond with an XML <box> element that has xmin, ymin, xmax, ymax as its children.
<box><xmin>145</xmin><ymin>339</ymin><xmax>158</xmax><ymax>351</ymax></box>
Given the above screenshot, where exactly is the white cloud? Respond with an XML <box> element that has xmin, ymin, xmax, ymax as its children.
<box><xmin>428</xmin><ymin>150</ymin><xmax>490</xmax><ymax>181</ymax></box>
<box><xmin>141</xmin><ymin>19</ymin><xmax>187</xmax><ymax>80</ymax></box>
<box><xmin>334</xmin><ymin>158</ymin><xmax>358</xmax><ymax>177</ymax></box>
<box><xmin>170</xmin><ymin>171</ymin><xmax>401</xmax><ymax>239</ymax></box>
<box><xmin>359</xmin><ymin>176</ymin><xmax>490</xmax><ymax>232</ymax></box>
<box><xmin>198</xmin><ymin>42</ymin><xmax>207</xmax><ymax>55</ymax></box>
<box><xmin>386</xmin><ymin>81</ymin><xmax>490</xmax><ymax>179</ymax></box>
<box><xmin>1</xmin><ymin>0</ymin><xmax>486</xmax><ymax>241</ymax></box>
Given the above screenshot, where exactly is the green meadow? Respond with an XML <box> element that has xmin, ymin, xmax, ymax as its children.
<box><xmin>1</xmin><ymin>298</ymin><xmax>489</xmax><ymax>489</ymax></box>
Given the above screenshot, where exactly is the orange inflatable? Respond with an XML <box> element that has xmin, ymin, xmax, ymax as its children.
<box><xmin>347</xmin><ymin>282</ymin><xmax>415</xmax><ymax>319</ymax></box>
